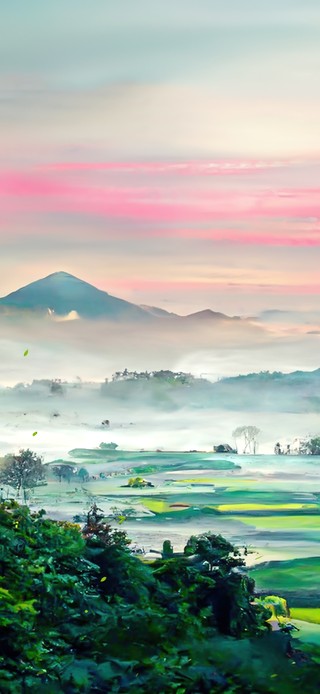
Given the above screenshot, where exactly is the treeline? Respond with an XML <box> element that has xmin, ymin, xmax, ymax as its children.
<box><xmin>109</xmin><ymin>369</ymin><xmax>196</xmax><ymax>384</ymax></box>
<box><xmin>0</xmin><ymin>501</ymin><xmax>319</xmax><ymax>693</ymax></box>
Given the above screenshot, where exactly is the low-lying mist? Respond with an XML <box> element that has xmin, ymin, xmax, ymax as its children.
<box><xmin>0</xmin><ymin>312</ymin><xmax>320</xmax><ymax>385</ymax></box>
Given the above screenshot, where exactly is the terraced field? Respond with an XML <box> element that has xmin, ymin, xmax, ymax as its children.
<box><xmin>27</xmin><ymin>448</ymin><xmax>319</xmax><ymax>626</ymax></box>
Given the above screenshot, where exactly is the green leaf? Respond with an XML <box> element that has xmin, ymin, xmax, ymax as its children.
<box><xmin>23</xmin><ymin>349</ymin><xmax>29</xmax><ymax>357</ymax></box>
<box><xmin>32</xmin><ymin>432</ymin><xmax>38</xmax><ymax>437</ymax></box>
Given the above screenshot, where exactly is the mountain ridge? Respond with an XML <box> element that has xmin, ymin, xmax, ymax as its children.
<box><xmin>0</xmin><ymin>271</ymin><xmax>241</xmax><ymax>323</ymax></box>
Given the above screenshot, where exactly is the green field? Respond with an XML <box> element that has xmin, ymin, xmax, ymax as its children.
<box><xmin>26</xmin><ymin>447</ymin><xmax>320</xmax><ymax>626</ymax></box>
<box><xmin>250</xmin><ymin>557</ymin><xmax>320</xmax><ymax>594</ymax></box>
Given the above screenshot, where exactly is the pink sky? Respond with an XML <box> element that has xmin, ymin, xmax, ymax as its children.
<box><xmin>1</xmin><ymin>158</ymin><xmax>320</xmax><ymax>314</ymax></box>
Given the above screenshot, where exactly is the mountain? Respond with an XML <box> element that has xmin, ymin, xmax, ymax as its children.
<box><xmin>0</xmin><ymin>272</ymin><xmax>153</xmax><ymax>321</ymax></box>
<box><xmin>140</xmin><ymin>305</ymin><xmax>177</xmax><ymax>318</ymax></box>
<box><xmin>184</xmin><ymin>309</ymin><xmax>241</xmax><ymax>322</ymax></box>
<box><xmin>0</xmin><ymin>272</ymin><xmax>244</xmax><ymax>323</ymax></box>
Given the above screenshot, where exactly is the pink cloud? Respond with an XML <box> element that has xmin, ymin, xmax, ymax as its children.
<box><xmin>162</xmin><ymin>229</ymin><xmax>320</xmax><ymax>246</ymax></box>
<box><xmin>102</xmin><ymin>278</ymin><xmax>320</xmax><ymax>296</ymax></box>
<box><xmin>1</xmin><ymin>170</ymin><xmax>320</xmax><ymax>229</ymax></box>
<box><xmin>41</xmin><ymin>159</ymin><xmax>291</xmax><ymax>176</ymax></box>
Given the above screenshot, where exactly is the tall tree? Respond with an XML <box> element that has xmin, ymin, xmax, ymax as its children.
<box><xmin>0</xmin><ymin>449</ymin><xmax>46</xmax><ymax>502</ymax></box>
<box><xmin>232</xmin><ymin>425</ymin><xmax>261</xmax><ymax>454</ymax></box>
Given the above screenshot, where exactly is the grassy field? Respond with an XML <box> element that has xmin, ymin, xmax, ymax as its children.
<box><xmin>250</xmin><ymin>557</ymin><xmax>320</xmax><ymax>594</ymax></box>
<box><xmin>291</xmin><ymin>620</ymin><xmax>320</xmax><ymax>646</ymax></box>
<box><xmin>25</xmin><ymin>448</ymin><xmax>320</xmax><ymax>622</ymax></box>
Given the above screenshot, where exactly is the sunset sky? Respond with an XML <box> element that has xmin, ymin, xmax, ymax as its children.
<box><xmin>1</xmin><ymin>1</ymin><xmax>320</xmax><ymax>315</ymax></box>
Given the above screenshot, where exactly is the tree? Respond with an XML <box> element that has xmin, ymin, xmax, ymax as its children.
<box><xmin>183</xmin><ymin>532</ymin><xmax>244</xmax><ymax>574</ymax></box>
<box><xmin>51</xmin><ymin>463</ymin><xmax>76</xmax><ymax>484</ymax></box>
<box><xmin>255</xmin><ymin>595</ymin><xmax>289</xmax><ymax>621</ymax></box>
<box><xmin>78</xmin><ymin>467</ymin><xmax>90</xmax><ymax>482</ymax></box>
<box><xmin>82</xmin><ymin>503</ymin><xmax>130</xmax><ymax>550</ymax></box>
<box><xmin>300</xmin><ymin>436</ymin><xmax>320</xmax><ymax>455</ymax></box>
<box><xmin>0</xmin><ymin>449</ymin><xmax>45</xmax><ymax>502</ymax></box>
<box><xmin>162</xmin><ymin>540</ymin><xmax>174</xmax><ymax>558</ymax></box>
<box><xmin>50</xmin><ymin>378</ymin><xmax>63</xmax><ymax>395</ymax></box>
<box><xmin>1</xmin><ymin>500</ymin><xmax>319</xmax><ymax>693</ymax></box>
<box><xmin>232</xmin><ymin>426</ymin><xmax>261</xmax><ymax>454</ymax></box>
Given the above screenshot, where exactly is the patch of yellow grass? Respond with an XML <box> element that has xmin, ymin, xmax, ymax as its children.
<box><xmin>290</xmin><ymin>608</ymin><xmax>320</xmax><ymax>625</ymax></box>
<box><xmin>142</xmin><ymin>499</ymin><xmax>192</xmax><ymax>514</ymax></box>
<box><xmin>228</xmin><ymin>515</ymin><xmax>320</xmax><ymax>529</ymax></box>
<box><xmin>217</xmin><ymin>503</ymin><xmax>318</xmax><ymax>512</ymax></box>
<box><xmin>142</xmin><ymin>499</ymin><xmax>169</xmax><ymax>513</ymax></box>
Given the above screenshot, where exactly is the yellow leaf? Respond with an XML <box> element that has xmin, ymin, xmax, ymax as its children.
<box><xmin>100</xmin><ymin>577</ymin><xmax>107</xmax><ymax>582</ymax></box>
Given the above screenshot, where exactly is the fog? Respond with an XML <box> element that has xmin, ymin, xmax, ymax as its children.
<box><xmin>0</xmin><ymin>312</ymin><xmax>320</xmax><ymax>386</ymax></box>
<box><xmin>0</xmin><ymin>313</ymin><xmax>320</xmax><ymax>459</ymax></box>
<box><xmin>1</xmin><ymin>379</ymin><xmax>320</xmax><ymax>460</ymax></box>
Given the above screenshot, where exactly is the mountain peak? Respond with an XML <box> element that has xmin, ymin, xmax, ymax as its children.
<box><xmin>0</xmin><ymin>272</ymin><xmax>150</xmax><ymax>321</ymax></box>
<box><xmin>39</xmin><ymin>271</ymin><xmax>89</xmax><ymax>284</ymax></box>
<box><xmin>47</xmin><ymin>271</ymin><xmax>77</xmax><ymax>278</ymax></box>
<box><xmin>186</xmin><ymin>309</ymin><xmax>229</xmax><ymax>320</ymax></box>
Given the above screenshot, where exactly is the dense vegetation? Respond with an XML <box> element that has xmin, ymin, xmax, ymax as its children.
<box><xmin>0</xmin><ymin>501</ymin><xmax>319</xmax><ymax>693</ymax></box>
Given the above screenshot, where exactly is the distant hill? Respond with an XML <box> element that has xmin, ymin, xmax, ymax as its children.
<box><xmin>4</xmin><ymin>367</ymin><xmax>320</xmax><ymax>414</ymax></box>
<box><xmin>184</xmin><ymin>309</ymin><xmax>242</xmax><ymax>322</ymax></box>
<box><xmin>100</xmin><ymin>367</ymin><xmax>320</xmax><ymax>413</ymax></box>
<box><xmin>209</xmin><ymin>368</ymin><xmax>320</xmax><ymax>412</ymax></box>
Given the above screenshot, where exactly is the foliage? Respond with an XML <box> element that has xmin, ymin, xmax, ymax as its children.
<box><xmin>0</xmin><ymin>500</ymin><xmax>319</xmax><ymax>693</ymax></box>
<box><xmin>300</xmin><ymin>436</ymin><xmax>320</xmax><ymax>455</ymax></box>
<box><xmin>51</xmin><ymin>463</ymin><xmax>77</xmax><ymax>483</ymax></box>
<box><xmin>255</xmin><ymin>595</ymin><xmax>289</xmax><ymax>620</ymax></box>
<box><xmin>0</xmin><ymin>449</ymin><xmax>46</xmax><ymax>502</ymax></box>
<box><xmin>111</xmin><ymin>368</ymin><xmax>195</xmax><ymax>384</ymax></box>
<box><xmin>127</xmin><ymin>476</ymin><xmax>153</xmax><ymax>488</ymax></box>
<box><xmin>77</xmin><ymin>467</ymin><xmax>90</xmax><ymax>482</ymax></box>
<box><xmin>162</xmin><ymin>539</ymin><xmax>174</xmax><ymax>557</ymax></box>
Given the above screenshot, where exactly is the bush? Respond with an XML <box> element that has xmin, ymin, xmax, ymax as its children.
<box><xmin>0</xmin><ymin>501</ymin><xmax>319</xmax><ymax>693</ymax></box>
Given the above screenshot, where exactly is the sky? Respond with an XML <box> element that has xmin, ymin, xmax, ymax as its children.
<box><xmin>1</xmin><ymin>1</ymin><xmax>320</xmax><ymax>315</ymax></box>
